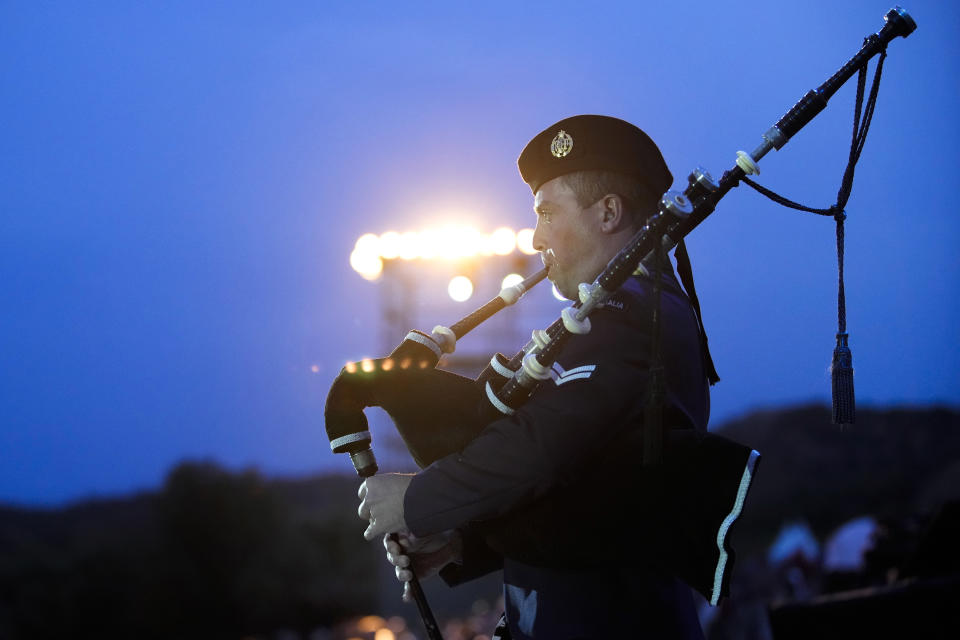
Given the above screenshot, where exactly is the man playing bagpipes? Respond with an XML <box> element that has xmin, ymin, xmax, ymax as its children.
<box><xmin>341</xmin><ymin>9</ymin><xmax>918</xmax><ymax>636</ymax></box>
<box><xmin>358</xmin><ymin>115</ymin><xmax>733</xmax><ymax>639</ymax></box>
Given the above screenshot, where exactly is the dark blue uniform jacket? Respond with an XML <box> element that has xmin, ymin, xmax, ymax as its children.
<box><xmin>405</xmin><ymin>267</ymin><xmax>709</xmax><ymax>639</ymax></box>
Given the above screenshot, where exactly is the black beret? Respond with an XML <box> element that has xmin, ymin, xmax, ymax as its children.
<box><xmin>517</xmin><ymin>114</ymin><xmax>673</xmax><ymax>196</ymax></box>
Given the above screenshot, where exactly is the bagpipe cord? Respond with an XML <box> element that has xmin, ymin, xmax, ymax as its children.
<box><xmin>739</xmin><ymin>45</ymin><xmax>888</xmax><ymax>425</ymax></box>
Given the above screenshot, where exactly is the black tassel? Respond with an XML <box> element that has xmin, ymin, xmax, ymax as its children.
<box><xmin>831</xmin><ymin>332</ymin><xmax>855</xmax><ymax>424</ymax></box>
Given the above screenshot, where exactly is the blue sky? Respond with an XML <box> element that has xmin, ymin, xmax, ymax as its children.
<box><xmin>2</xmin><ymin>1</ymin><xmax>958</xmax><ymax>505</ymax></box>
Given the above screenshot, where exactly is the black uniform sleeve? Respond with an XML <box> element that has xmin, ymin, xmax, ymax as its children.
<box><xmin>437</xmin><ymin>524</ymin><xmax>504</xmax><ymax>586</ymax></box>
<box><xmin>404</xmin><ymin>305</ymin><xmax>652</xmax><ymax>537</ymax></box>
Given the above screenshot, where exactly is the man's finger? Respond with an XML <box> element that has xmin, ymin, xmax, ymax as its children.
<box><xmin>384</xmin><ymin>536</ymin><xmax>404</xmax><ymax>556</ymax></box>
<box><xmin>357</xmin><ymin>480</ymin><xmax>367</xmax><ymax>500</ymax></box>
<box><xmin>364</xmin><ymin>520</ymin><xmax>378</xmax><ymax>541</ymax></box>
<box><xmin>398</xmin><ymin>534</ymin><xmax>418</xmax><ymax>552</ymax></box>
<box><xmin>386</xmin><ymin>549</ymin><xmax>409</xmax><ymax>568</ymax></box>
<box><xmin>402</xmin><ymin>581</ymin><xmax>412</xmax><ymax>603</ymax></box>
<box><xmin>357</xmin><ymin>499</ymin><xmax>369</xmax><ymax>520</ymax></box>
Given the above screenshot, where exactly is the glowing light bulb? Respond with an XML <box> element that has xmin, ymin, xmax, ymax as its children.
<box><xmin>517</xmin><ymin>228</ymin><xmax>537</xmax><ymax>254</ymax></box>
<box><xmin>448</xmin><ymin>275</ymin><xmax>474</xmax><ymax>302</ymax></box>
<box><xmin>350</xmin><ymin>248</ymin><xmax>383</xmax><ymax>280</ymax></box>
<box><xmin>355</xmin><ymin>233</ymin><xmax>380</xmax><ymax>255</ymax></box>
<box><xmin>501</xmin><ymin>273</ymin><xmax>524</xmax><ymax>290</ymax></box>
<box><xmin>443</xmin><ymin>226</ymin><xmax>482</xmax><ymax>258</ymax></box>
<box><xmin>398</xmin><ymin>231</ymin><xmax>419</xmax><ymax>260</ymax></box>
<box><xmin>418</xmin><ymin>229</ymin><xmax>441</xmax><ymax>259</ymax></box>
<box><xmin>379</xmin><ymin>231</ymin><xmax>401</xmax><ymax>259</ymax></box>
<box><xmin>354</xmin><ymin>224</ymin><xmax>537</xmax><ymax>271</ymax></box>
<box><xmin>357</xmin><ymin>615</ymin><xmax>387</xmax><ymax>633</ymax></box>
<box><xmin>490</xmin><ymin>227</ymin><xmax>517</xmax><ymax>255</ymax></box>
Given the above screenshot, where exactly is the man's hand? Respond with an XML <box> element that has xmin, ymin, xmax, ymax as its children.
<box><xmin>357</xmin><ymin>473</ymin><xmax>414</xmax><ymax>541</ymax></box>
<box><xmin>384</xmin><ymin>530</ymin><xmax>463</xmax><ymax>602</ymax></box>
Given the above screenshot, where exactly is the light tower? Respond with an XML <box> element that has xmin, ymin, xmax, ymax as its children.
<box><xmin>349</xmin><ymin>225</ymin><xmax>549</xmax><ymax>376</ymax></box>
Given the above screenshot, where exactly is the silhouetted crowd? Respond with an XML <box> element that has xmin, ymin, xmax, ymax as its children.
<box><xmin>319</xmin><ymin>502</ymin><xmax>957</xmax><ymax>640</ymax></box>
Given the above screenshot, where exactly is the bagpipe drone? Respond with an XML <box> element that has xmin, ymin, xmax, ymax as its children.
<box><xmin>324</xmin><ymin>7</ymin><xmax>916</xmax><ymax>639</ymax></box>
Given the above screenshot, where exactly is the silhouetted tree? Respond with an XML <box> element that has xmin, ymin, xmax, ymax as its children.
<box><xmin>0</xmin><ymin>461</ymin><xmax>377</xmax><ymax>639</ymax></box>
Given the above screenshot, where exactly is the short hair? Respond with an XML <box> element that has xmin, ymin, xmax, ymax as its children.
<box><xmin>560</xmin><ymin>170</ymin><xmax>659</xmax><ymax>222</ymax></box>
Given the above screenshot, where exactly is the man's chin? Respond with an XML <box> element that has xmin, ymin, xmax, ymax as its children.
<box><xmin>546</xmin><ymin>272</ymin><xmax>576</xmax><ymax>300</ymax></box>
<box><xmin>555</xmin><ymin>283</ymin><xmax>576</xmax><ymax>301</ymax></box>
<box><xmin>546</xmin><ymin>276</ymin><xmax>564</xmax><ymax>298</ymax></box>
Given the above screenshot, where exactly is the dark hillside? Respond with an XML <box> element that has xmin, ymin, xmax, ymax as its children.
<box><xmin>1</xmin><ymin>405</ymin><xmax>957</xmax><ymax>639</ymax></box>
<box><xmin>0</xmin><ymin>464</ymin><xmax>374</xmax><ymax>640</ymax></box>
<box><xmin>716</xmin><ymin>404</ymin><xmax>960</xmax><ymax>556</ymax></box>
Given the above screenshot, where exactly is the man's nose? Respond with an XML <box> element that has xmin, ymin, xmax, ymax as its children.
<box><xmin>531</xmin><ymin>223</ymin><xmax>546</xmax><ymax>253</ymax></box>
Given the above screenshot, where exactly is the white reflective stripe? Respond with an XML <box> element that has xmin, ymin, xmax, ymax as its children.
<box><xmin>490</xmin><ymin>355</ymin><xmax>513</xmax><ymax>378</ymax></box>
<box><xmin>550</xmin><ymin>362</ymin><xmax>596</xmax><ymax>385</ymax></box>
<box><xmin>711</xmin><ymin>449</ymin><xmax>761</xmax><ymax>605</ymax></box>
<box><xmin>329</xmin><ymin>431</ymin><xmax>372</xmax><ymax>451</ymax></box>
<box><xmin>552</xmin><ymin>363</ymin><xmax>596</xmax><ymax>377</ymax></box>
<box><xmin>404</xmin><ymin>331</ymin><xmax>443</xmax><ymax>359</ymax></box>
<box><xmin>552</xmin><ymin>372</ymin><xmax>594</xmax><ymax>386</ymax></box>
<box><xmin>484</xmin><ymin>381</ymin><xmax>515</xmax><ymax>416</ymax></box>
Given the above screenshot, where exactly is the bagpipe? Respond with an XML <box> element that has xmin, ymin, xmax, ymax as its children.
<box><xmin>324</xmin><ymin>6</ymin><xmax>915</xmax><ymax>637</ymax></box>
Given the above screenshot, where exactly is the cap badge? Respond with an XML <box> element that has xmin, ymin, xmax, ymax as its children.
<box><xmin>550</xmin><ymin>130</ymin><xmax>574</xmax><ymax>158</ymax></box>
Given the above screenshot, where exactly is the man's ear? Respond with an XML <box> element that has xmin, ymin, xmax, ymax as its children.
<box><xmin>598</xmin><ymin>194</ymin><xmax>627</xmax><ymax>233</ymax></box>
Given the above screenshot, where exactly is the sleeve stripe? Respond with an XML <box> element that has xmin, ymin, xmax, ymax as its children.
<box><xmin>710</xmin><ymin>448</ymin><xmax>761</xmax><ymax>605</ymax></box>
<box><xmin>551</xmin><ymin>371</ymin><xmax>595</xmax><ymax>386</ymax></box>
